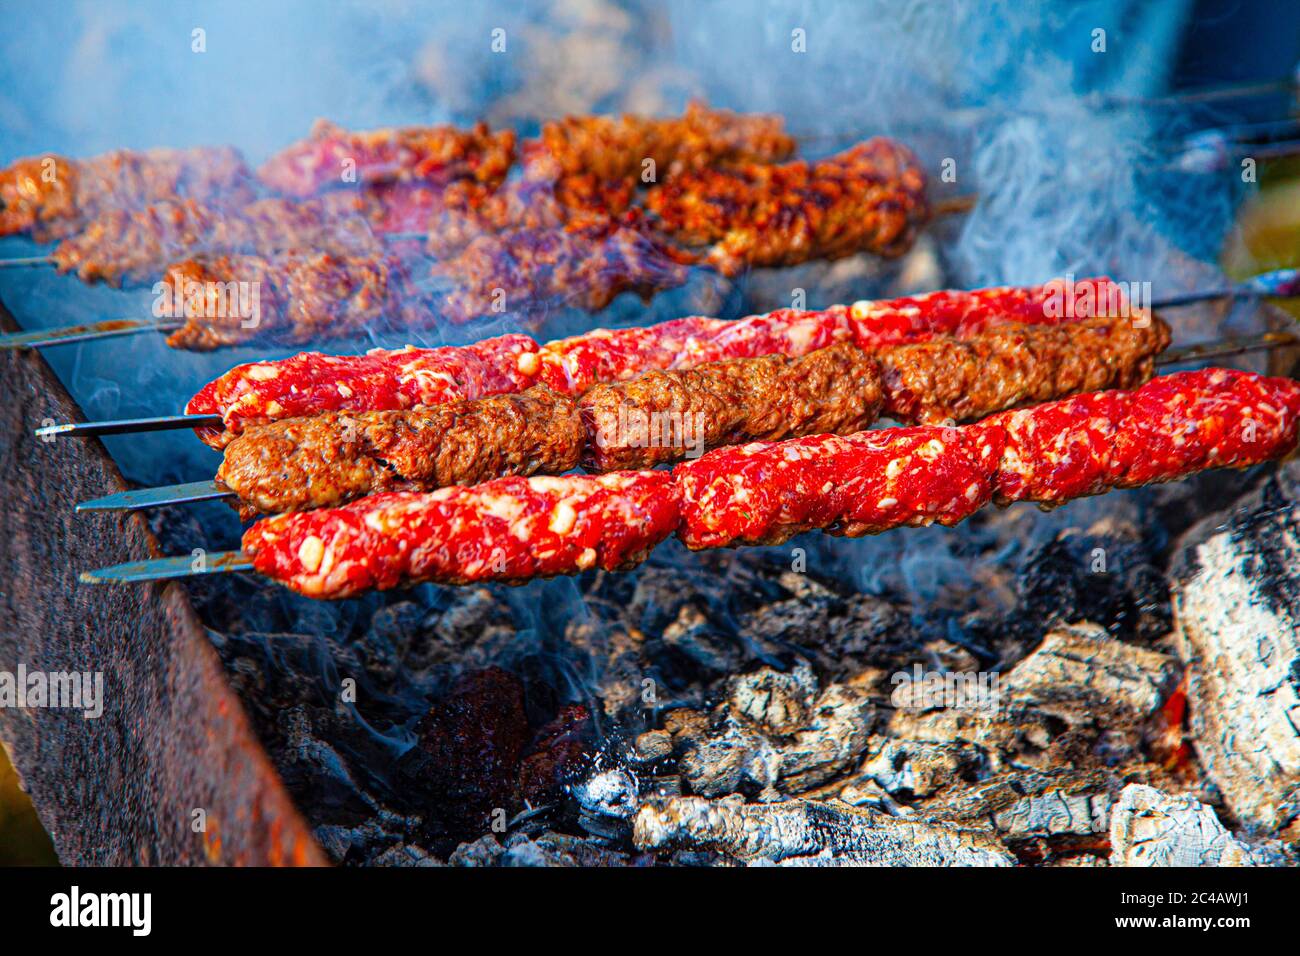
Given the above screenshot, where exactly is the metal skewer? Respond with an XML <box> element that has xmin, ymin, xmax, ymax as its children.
<box><xmin>75</xmin><ymin>479</ymin><xmax>234</xmax><ymax>513</ymax></box>
<box><xmin>80</xmin><ymin>550</ymin><xmax>254</xmax><ymax>585</ymax></box>
<box><xmin>0</xmin><ymin>317</ymin><xmax>185</xmax><ymax>349</ymax></box>
<box><xmin>35</xmin><ymin>412</ymin><xmax>222</xmax><ymax>439</ymax></box>
<box><xmin>1152</xmin><ymin>268</ymin><xmax>1300</xmax><ymax>309</ymax></box>
<box><xmin>0</xmin><ymin>255</ymin><xmax>55</xmax><ymax>269</ymax></box>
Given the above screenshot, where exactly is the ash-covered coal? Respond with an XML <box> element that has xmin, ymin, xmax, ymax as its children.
<box><xmin>157</xmin><ymin>481</ymin><xmax>1286</xmax><ymax>867</ymax></box>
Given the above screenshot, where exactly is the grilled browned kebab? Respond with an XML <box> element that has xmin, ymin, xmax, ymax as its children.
<box><xmin>158</xmin><ymin>252</ymin><xmax>419</xmax><ymax>350</ymax></box>
<box><xmin>2</xmin><ymin>103</ymin><xmax>948</xmax><ymax>349</ymax></box>
<box><xmin>256</xmin><ymin>119</ymin><xmax>516</xmax><ymax>197</ymax></box>
<box><xmin>645</xmin><ymin>138</ymin><xmax>929</xmax><ymax>275</ymax></box>
<box><xmin>49</xmin><ymin>186</ymin><xmax>441</xmax><ymax>287</ymax></box>
<box><xmin>0</xmin><ymin>146</ymin><xmax>254</xmax><ymax>241</ymax></box>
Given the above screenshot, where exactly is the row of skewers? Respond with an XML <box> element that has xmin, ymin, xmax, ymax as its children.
<box><xmin>58</xmin><ymin>277</ymin><xmax>1300</xmax><ymax>598</ymax></box>
<box><xmin>8</xmin><ymin>104</ymin><xmax>1300</xmax><ymax>602</ymax></box>
<box><xmin>0</xmin><ymin>103</ymin><xmax>932</xmax><ymax>350</ymax></box>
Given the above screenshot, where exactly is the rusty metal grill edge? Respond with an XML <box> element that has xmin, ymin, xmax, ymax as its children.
<box><xmin>0</xmin><ymin>298</ymin><xmax>326</xmax><ymax>866</ymax></box>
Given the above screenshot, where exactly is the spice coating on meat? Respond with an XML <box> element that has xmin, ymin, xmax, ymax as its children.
<box><xmin>674</xmin><ymin>425</ymin><xmax>1006</xmax><ymax>549</ymax></box>
<box><xmin>646</xmin><ymin>139</ymin><xmax>929</xmax><ymax>275</ymax></box>
<box><xmin>186</xmin><ymin>333</ymin><xmax>541</xmax><ymax>447</ymax></box>
<box><xmin>580</xmin><ymin>342</ymin><xmax>884</xmax><ymax>471</ymax></box>
<box><xmin>526</xmin><ymin>101</ymin><xmax>796</xmax><ymax>182</ymax></box>
<box><xmin>877</xmin><ymin>313</ymin><xmax>1171</xmax><ymax>424</ymax></box>
<box><xmin>51</xmin><ymin>193</ymin><xmax>390</xmax><ymax>287</ymax></box>
<box><xmin>532</xmin><ymin>315</ymin><xmax>732</xmax><ymax>393</ymax></box>
<box><xmin>160</xmin><ymin>252</ymin><xmax>414</xmax><ymax>350</ymax></box>
<box><xmin>218</xmin><ymin>386</ymin><xmax>582</xmax><ymax>516</ymax></box>
<box><xmin>424</xmin><ymin>164</ymin><xmax>635</xmax><ymax>259</ymax></box>
<box><xmin>675</xmin><ymin>368</ymin><xmax>1300</xmax><ymax>550</ymax></box>
<box><xmin>242</xmin><ymin>471</ymin><xmax>681</xmax><ymax>598</ymax></box>
<box><xmin>0</xmin><ymin>146</ymin><xmax>252</xmax><ymax>239</ymax></box>
<box><xmin>431</xmin><ymin>217</ymin><xmax>693</xmax><ymax>323</ymax></box>
<box><xmin>258</xmin><ymin>119</ymin><xmax>516</xmax><ymax>197</ymax></box>
<box><xmin>988</xmin><ymin>367</ymin><xmax>1300</xmax><ymax>504</ymax></box>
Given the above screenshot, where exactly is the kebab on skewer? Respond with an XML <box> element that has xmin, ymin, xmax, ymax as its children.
<box><xmin>419</xmin><ymin>100</ymin><xmax>800</xmax><ymax>256</ymax></box>
<box><xmin>256</xmin><ymin>120</ymin><xmax>516</xmax><ymax>197</ymax></box>
<box><xmin>47</xmin><ymin>186</ymin><xmax>448</xmax><ymax>287</ymax></box>
<box><xmin>82</xmin><ymin>368</ymin><xmax>1300</xmax><ymax>598</ymax></box>
<box><xmin>0</xmin><ymin>146</ymin><xmax>254</xmax><ymax>241</ymax></box>
<box><xmin>157</xmin><ymin>252</ymin><xmax>423</xmax><ymax>350</ymax></box>
<box><xmin>644</xmin><ymin>138</ymin><xmax>929</xmax><ymax>275</ymax></box>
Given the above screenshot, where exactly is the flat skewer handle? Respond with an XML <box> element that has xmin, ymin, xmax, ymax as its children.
<box><xmin>36</xmin><ymin>413</ymin><xmax>223</xmax><ymax>439</ymax></box>
<box><xmin>76</xmin><ymin>480</ymin><xmax>235</xmax><ymax>513</ymax></box>
<box><xmin>0</xmin><ymin>318</ymin><xmax>182</xmax><ymax>349</ymax></box>
<box><xmin>80</xmin><ymin>551</ymin><xmax>254</xmax><ymax>585</ymax></box>
<box><xmin>0</xmin><ymin>255</ymin><xmax>54</xmax><ymax>269</ymax></box>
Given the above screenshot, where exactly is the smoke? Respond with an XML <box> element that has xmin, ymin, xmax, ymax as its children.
<box><xmin>0</xmin><ymin>0</ymin><xmax>1277</xmax><ymax>729</ymax></box>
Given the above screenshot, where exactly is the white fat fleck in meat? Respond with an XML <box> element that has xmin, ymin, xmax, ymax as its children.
<box><xmin>965</xmin><ymin>482</ymin><xmax>982</xmax><ymax>501</ymax></box>
<box><xmin>317</xmin><ymin>541</ymin><xmax>336</xmax><ymax>578</ymax></box>
<box><xmin>549</xmin><ymin>499</ymin><xmax>578</xmax><ymax>535</ymax></box>
<box><xmin>877</xmin><ymin>497</ymin><xmax>898</xmax><ymax>509</ymax></box>
<box><xmin>297</xmin><ymin>535</ymin><xmax>325</xmax><ymax>573</ymax></box>
<box><xmin>246</xmin><ymin>364</ymin><xmax>279</xmax><ymax>381</ymax></box>
<box><xmin>576</xmin><ymin>548</ymin><xmax>597</xmax><ymax>570</ymax></box>
<box><xmin>516</xmin><ymin>351</ymin><xmax>539</xmax><ymax>377</ymax></box>
<box><xmin>918</xmin><ymin>439</ymin><xmax>946</xmax><ymax>461</ymax></box>
<box><xmin>784</xmin><ymin>320</ymin><xmax>816</xmax><ymax>354</ymax></box>
<box><xmin>265</xmin><ymin>400</ymin><xmax>283</xmax><ymax>416</ymax></box>
<box><xmin>337</xmin><ymin>383</ymin><xmax>353</xmax><ymax>398</ymax></box>
<box><xmin>529</xmin><ymin>475</ymin><xmax>580</xmax><ymax>495</ymax></box>
<box><xmin>476</xmin><ymin>492</ymin><xmax>527</xmax><ymax>524</ymax></box>
<box><xmin>595</xmin><ymin>472</ymin><xmax>638</xmax><ymax>491</ymax></box>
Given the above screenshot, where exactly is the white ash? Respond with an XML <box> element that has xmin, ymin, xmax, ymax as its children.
<box><xmin>857</xmin><ymin>737</ymin><xmax>989</xmax><ymax>801</ymax></box>
<box><xmin>633</xmin><ymin>795</ymin><xmax>1015</xmax><ymax>866</ymax></box>
<box><xmin>1172</xmin><ymin>472</ymin><xmax>1300</xmax><ymax>837</ymax></box>
<box><xmin>571</xmin><ymin>768</ymin><xmax>640</xmax><ymax>820</ymax></box>
<box><xmin>1108</xmin><ymin>785</ymin><xmax>1290</xmax><ymax>867</ymax></box>
<box><xmin>662</xmin><ymin>664</ymin><xmax>876</xmax><ymax>799</ymax></box>
<box><xmin>923</xmin><ymin>769</ymin><xmax>1119</xmax><ymax>844</ymax></box>
<box><xmin>1001</xmin><ymin>622</ymin><xmax>1181</xmax><ymax>720</ymax></box>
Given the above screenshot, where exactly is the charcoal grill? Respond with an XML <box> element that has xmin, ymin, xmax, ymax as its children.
<box><xmin>0</xmin><ymin>298</ymin><xmax>326</xmax><ymax>866</ymax></box>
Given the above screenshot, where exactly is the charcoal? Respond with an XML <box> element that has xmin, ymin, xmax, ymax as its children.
<box><xmin>920</xmin><ymin>768</ymin><xmax>1118</xmax><ymax>863</ymax></box>
<box><xmin>447</xmin><ymin>831</ymin><xmax>632</xmax><ymax>867</ymax></box>
<box><xmin>660</xmin><ymin>663</ymin><xmax>877</xmax><ymax>798</ymax></box>
<box><xmin>1012</xmin><ymin>521</ymin><xmax>1171</xmax><ymax>645</ymax></box>
<box><xmin>396</xmin><ymin>667</ymin><xmax>531</xmax><ymax>841</ymax></box>
<box><xmin>571</xmin><ymin>768</ymin><xmax>640</xmax><ymax>820</ymax></box>
<box><xmin>883</xmin><ymin>623</ymin><xmax>1180</xmax><ymax>779</ymax></box>
<box><xmin>1001</xmin><ymin>622</ymin><xmax>1181</xmax><ymax>721</ymax></box>
<box><xmin>855</xmin><ymin>736</ymin><xmax>990</xmax><ymax>801</ymax></box>
<box><xmin>664</xmin><ymin>708</ymin><xmax>780</xmax><ymax>798</ymax></box>
<box><xmin>518</xmin><ymin>703</ymin><xmax>594</xmax><ymax>806</ymax></box>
